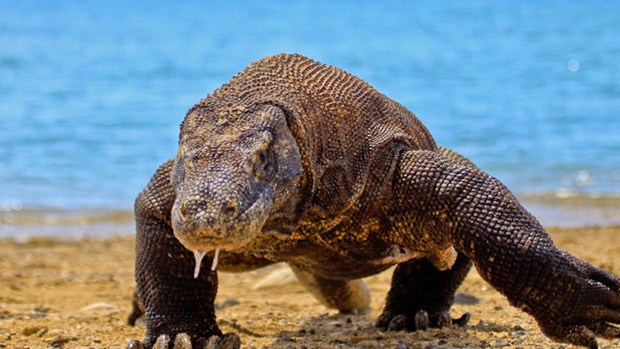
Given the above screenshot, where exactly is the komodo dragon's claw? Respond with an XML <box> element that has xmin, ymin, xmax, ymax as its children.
<box><xmin>127</xmin><ymin>333</ymin><xmax>240</xmax><ymax>349</ymax></box>
<box><xmin>127</xmin><ymin>290</ymin><xmax>145</xmax><ymax>326</ymax></box>
<box><xmin>205</xmin><ymin>333</ymin><xmax>241</xmax><ymax>349</ymax></box>
<box><xmin>377</xmin><ymin>309</ymin><xmax>470</xmax><ymax>332</ymax></box>
<box><xmin>127</xmin><ymin>339</ymin><xmax>145</xmax><ymax>349</ymax></box>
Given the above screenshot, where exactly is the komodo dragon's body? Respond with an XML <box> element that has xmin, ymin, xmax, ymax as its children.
<box><xmin>128</xmin><ymin>54</ymin><xmax>620</xmax><ymax>349</ymax></box>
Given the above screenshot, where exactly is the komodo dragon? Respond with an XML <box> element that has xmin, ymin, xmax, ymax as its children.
<box><xmin>127</xmin><ymin>53</ymin><xmax>620</xmax><ymax>349</ymax></box>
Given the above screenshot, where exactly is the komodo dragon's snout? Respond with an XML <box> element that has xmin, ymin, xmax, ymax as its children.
<box><xmin>170</xmin><ymin>104</ymin><xmax>303</xmax><ymax>255</ymax></box>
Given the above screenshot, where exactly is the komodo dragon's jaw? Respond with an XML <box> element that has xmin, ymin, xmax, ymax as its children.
<box><xmin>171</xmin><ymin>185</ymin><xmax>273</xmax><ymax>253</ymax></box>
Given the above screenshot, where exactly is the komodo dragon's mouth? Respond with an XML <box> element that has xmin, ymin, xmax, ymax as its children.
<box><xmin>173</xmin><ymin>189</ymin><xmax>275</xmax><ymax>278</ymax></box>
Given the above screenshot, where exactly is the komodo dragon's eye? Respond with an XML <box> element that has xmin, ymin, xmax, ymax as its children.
<box><xmin>250</xmin><ymin>130</ymin><xmax>277</xmax><ymax>180</ymax></box>
<box><xmin>252</xmin><ymin>147</ymin><xmax>274</xmax><ymax>179</ymax></box>
<box><xmin>258</xmin><ymin>150</ymin><xmax>267</xmax><ymax>163</ymax></box>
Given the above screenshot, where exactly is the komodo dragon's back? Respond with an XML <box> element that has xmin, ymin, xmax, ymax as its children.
<box><xmin>188</xmin><ymin>53</ymin><xmax>438</xmax><ymax>217</ymax></box>
<box><xmin>207</xmin><ymin>53</ymin><xmax>437</xmax><ymax>152</ymax></box>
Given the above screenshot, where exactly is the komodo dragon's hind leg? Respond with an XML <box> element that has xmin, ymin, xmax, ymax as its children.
<box><xmin>376</xmin><ymin>252</ymin><xmax>472</xmax><ymax>331</ymax></box>
<box><xmin>291</xmin><ymin>266</ymin><xmax>371</xmax><ymax>313</ymax></box>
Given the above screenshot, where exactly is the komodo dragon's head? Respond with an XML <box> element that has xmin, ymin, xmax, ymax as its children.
<box><xmin>170</xmin><ymin>103</ymin><xmax>303</xmax><ymax>261</ymax></box>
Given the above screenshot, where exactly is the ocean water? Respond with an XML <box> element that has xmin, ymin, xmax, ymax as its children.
<box><xmin>1</xmin><ymin>1</ymin><xmax>619</xmax><ymax>237</ymax></box>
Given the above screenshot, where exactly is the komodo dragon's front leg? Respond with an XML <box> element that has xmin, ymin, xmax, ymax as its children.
<box><xmin>377</xmin><ymin>147</ymin><xmax>475</xmax><ymax>331</ymax></box>
<box><xmin>127</xmin><ymin>161</ymin><xmax>240</xmax><ymax>349</ymax></box>
<box><xmin>387</xmin><ymin>149</ymin><xmax>620</xmax><ymax>348</ymax></box>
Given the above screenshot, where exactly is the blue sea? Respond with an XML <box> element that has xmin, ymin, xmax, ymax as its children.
<box><xmin>1</xmin><ymin>1</ymin><xmax>619</xmax><ymax>238</ymax></box>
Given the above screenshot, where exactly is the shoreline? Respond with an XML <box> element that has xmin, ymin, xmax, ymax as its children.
<box><xmin>2</xmin><ymin>192</ymin><xmax>620</xmax><ymax>240</ymax></box>
<box><xmin>1</xmin><ymin>226</ymin><xmax>620</xmax><ymax>348</ymax></box>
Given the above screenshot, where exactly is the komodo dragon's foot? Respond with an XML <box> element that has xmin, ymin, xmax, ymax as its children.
<box><xmin>377</xmin><ymin>254</ymin><xmax>473</xmax><ymax>332</ymax></box>
<box><xmin>125</xmin><ymin>291</ymin><xmax>240</xmax><ymax>349</ymax></box>
<box><xmin>127</xmin><ymin>332</ymin><xmax>240</xmax><ymax>349</ymax></box>
<box><xmin>376</xmin><ymin>308</ymin><xmax>470</xmax><ymax>332</ymax></box>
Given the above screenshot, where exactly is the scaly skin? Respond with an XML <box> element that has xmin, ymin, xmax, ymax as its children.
<box><xmin>128</xmin><ymin>54</ymin><xmax>620</xmax><ymax>349</ymax></box>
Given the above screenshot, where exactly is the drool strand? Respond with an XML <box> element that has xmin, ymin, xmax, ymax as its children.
<box><xmin>211</xmin><ymin>248</ymin><xmax>221</xmax><ymax>271</ymax></box>
<box><xmin>192</xmin><ymin>250</ymin><xmax>207</xmax><ymax>278</ymax></box>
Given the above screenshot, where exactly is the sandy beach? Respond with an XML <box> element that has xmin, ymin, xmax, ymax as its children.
<box><xmin>1</xmin><ymin>226</ymin><xmax>619</xmax><ymax>349</ymax></box>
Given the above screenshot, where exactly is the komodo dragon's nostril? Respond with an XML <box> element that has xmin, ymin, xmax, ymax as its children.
<box><xmin>179</xmin><ymin>202</ymin><xmax>188</xmax><ymax>218</ymax></box>
<box><xmin>223</xmin><ymin>201</ymin><xmax>237</xmax><ymax>218</ymax></box>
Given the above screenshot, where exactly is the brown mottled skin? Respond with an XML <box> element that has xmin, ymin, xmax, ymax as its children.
<box><xmin>127</xmin><ymin>54</ymin><xmax>620</xmax><ymax>349</ymax></box>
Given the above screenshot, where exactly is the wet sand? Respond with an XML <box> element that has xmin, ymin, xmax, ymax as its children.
<box><xmin>1</xmin><ymin>226</ymin><xmax>619</xmax><ymax>348</ymax></box>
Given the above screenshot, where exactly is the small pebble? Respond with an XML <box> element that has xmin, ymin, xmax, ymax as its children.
<box><xmin>275</xmin><ymin>336</ymin><xmax>295</xmax><ymax>343</ymax></box>
<box><xmin>215</xmin><ymin>298</ymin><xmax>240</xmax><ymax>310</ymax></box>
<box><xmin>491</xmin><ymin>338</ymin><xmax>510</xmax><ymax>347</ymax></box>
<box><xmin>22</xmin><ymin>326</ymin><xmax>47</xmax><ymax>337</ymax></box>
<box><xmin>49</xmin><ymin>337</ymin><xmax>72</xmax><ymax>348</ymax></box>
